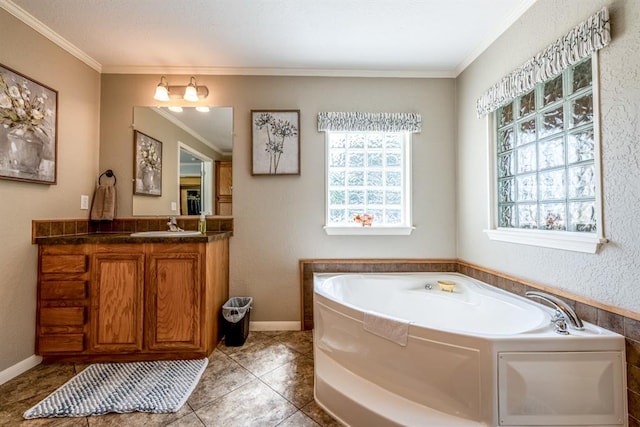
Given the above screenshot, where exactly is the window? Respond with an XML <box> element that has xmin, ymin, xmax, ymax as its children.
<box><xmin>486</xmin><ymin>56</ymin><xmax>606</xmax><ymax>253</ymax></box>
<box><xmin>324</xmin><ymin>131</ymin><xmax>413</xmax><ymax>235</ymax></box>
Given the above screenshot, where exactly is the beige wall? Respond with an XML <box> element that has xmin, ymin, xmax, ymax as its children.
<box><xmin>456</xmin><ymin>0</ymin><xmax>640</xmax><ymax>312</ymax></box>
<box><xmin>0</xmin><ymin>10</ymin><xmax>101</xmax><ymax>371</ymax></box>
<box><xmin>100</xmin><ymin>75</ymin><xmax>458</xmax><ymax>323</ymax></box>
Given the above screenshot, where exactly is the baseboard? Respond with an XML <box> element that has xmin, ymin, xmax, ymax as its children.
<box><xmin>249</xmin><ymin>321</ymin><xmax>301</xmax><ymax>331</ymax></box>
<box><xmin>0</xmin><ymin>354</ymin><xmax>42</xmax><ymax>386</ymax></box>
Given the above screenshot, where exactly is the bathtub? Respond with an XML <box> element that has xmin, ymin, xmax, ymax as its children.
<box><xmin>313</xmin><ymin>273</ymin><xmax>627</xmax><ymax>427</ymax></box>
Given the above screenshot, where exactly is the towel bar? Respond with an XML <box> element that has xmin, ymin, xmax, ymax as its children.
<box><xmin>98</xmin><ymin>169</ymin><xmax>116</xmax><ymax>185</ymax></box>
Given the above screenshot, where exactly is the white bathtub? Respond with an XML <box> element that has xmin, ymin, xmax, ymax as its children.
<box><xmin>313</xmin><ymin>273</ymin><xmax>627</xmax><ymax>427</ymax></box>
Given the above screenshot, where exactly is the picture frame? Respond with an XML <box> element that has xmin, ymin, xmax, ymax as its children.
<box><xmin>0</xmin><ymin>63</ymin><xmax>58</xmax><ymax>184</ymax></box>
<box><xmin>133</xmin><ymin>130</ymin><xmax>162</xmax><ymax>196</ymax></box>
<box><xmin>251</xmin><ymin>110</ymin><xmax>300</xmax><ymax>175</ymax></box>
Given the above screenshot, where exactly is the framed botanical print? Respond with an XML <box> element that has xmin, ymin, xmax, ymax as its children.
<box><xmin>251</xmin><ymin>110</ymin><xmax>300</xmax><ymax>175</ymax></box>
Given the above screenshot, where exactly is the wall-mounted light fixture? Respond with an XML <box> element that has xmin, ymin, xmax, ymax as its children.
<box><xmin>153</xmin><ymin>76</ymin><xmax>209</xmax><ymax>102</ymax></box>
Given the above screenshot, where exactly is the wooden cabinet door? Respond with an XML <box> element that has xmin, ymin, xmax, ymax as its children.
<box><xmin>146</xmin><ymin>253</ymin><xmax>202</xmax><ymax>351</ymax></box>
<box><xmin>90</xmin><ymin>253</ymin><xmax>145</xmax><ymax>352</ymax></box>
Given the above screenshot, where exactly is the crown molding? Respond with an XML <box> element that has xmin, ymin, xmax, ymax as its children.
<box><xmin>0</xmin><ymin>0</ymin><xmax>102</xmax><ymax>72</ymax></box>
<box><xmin>454</xmin><ymin>0</ymin><xmax>538</xmax><ymax>76</ymax></box>
<box><xmin>101</xmin><ymin>65</ymin><xmax>456</xmax><ymax>79</ymax></box>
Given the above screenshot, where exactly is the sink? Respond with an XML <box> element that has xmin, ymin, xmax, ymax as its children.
<box><xmin>129</xmin><ymin>230</ymin><xmax>203</xmax><ymax>237</ymax></box>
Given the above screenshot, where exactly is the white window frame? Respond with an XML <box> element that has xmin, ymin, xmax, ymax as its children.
<box><xmin>484</xmin><ymin>54</ymin><xmax>607</xmax><ymax>253</ymax></box>
<box><xmin>323</xmin><ymin>131</ymin><xmax>414</xmax><ymax>236</ymax></box>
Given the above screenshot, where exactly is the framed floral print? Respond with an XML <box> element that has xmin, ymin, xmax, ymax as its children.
<box><xmin>134</xmin><ymin>130</ymin><xmax>162</xmax><ymax>196</ymax></box>
<box><xmin>0</xmin><ymin>64</ymin><xmax>58</xmax><ymax>184</ymax></box>
<box><xmin>251</xmin><ymin>110</ymin><xmax>300</xmax><ymax>175</ymax></box>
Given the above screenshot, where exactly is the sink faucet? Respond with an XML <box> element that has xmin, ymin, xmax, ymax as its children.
<box><xmin>167</xmin><ymin>217</ymin><xmax>183</xmax><ymax>232</ymax></box>
<box><xmin>526</xmin><ymin>291</ymin><xmax>584</xmax><ymax>334</ymax></box>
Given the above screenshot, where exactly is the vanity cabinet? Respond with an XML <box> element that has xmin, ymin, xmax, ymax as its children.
<box><xmin>36</xmin><ymin>238</ymin><xmax>229</xmax><ymax>362</ymax></box>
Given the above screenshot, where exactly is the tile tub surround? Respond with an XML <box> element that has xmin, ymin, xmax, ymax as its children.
<box><xmin>32</xmin><ymin>216</ymin><xmax>234</xmax><ymax>243</ymax></box>
<box><xmin>0</xmin><ymin>331</ymin><xmax>339</xmax><ymax>426</ymax></box>
<box><xmin>299</xmin><ymin>258</ymin><xmax>640</xmax><ymax>425</ymax></box>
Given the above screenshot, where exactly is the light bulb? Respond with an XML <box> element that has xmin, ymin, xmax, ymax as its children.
<box><xmin>184</xmin><ymin>77</ymin><xmax>199</xmax><ymax>102</ymax></box>
<box><xmin>184</xmin><ymin>85</ymin><xmax>198</xmax><ymax>102</ymax></box>
<box><xmin>154</xmin><ymin>85</ymin><xmax>169</xmax><ymax>102</ymax></box>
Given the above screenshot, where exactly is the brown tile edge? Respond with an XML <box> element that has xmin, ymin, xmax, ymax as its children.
<box><xmin>32</xmin><ymin>216</ymin><xmax>234</xmax><ymax>244</ymax></box>
<box><xmin>457</xmin><ymin>259</ymin><xmax>640</xmax><ymax>323</ymax></box>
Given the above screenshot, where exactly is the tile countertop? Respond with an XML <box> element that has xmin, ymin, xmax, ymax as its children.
<box><xmin>34</xmin><ymin>231</ymin><xmax>232</xmax><ymax>245</ymax></box>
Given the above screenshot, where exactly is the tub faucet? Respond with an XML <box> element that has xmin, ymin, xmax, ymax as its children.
<box><xmin>167</xmin><ymin>216</ymin><xmax>183</xmax><ymax>232</ymax></box>
<box><xmin>526</xmin><ymin>291</ymin><xmax>584</xmax><ymax>334</ymax></box>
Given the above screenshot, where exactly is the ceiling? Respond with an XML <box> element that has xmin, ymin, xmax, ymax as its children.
<box><xmin>4</xmin><ymin>0</ymin><xmax>536</xmax><ymax>77</ymax></box>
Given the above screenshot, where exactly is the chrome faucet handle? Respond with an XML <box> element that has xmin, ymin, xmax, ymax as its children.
<box><xmin>526</xmin><ymin>291</ymin><xmax>584</xmax><ymax>331</ymax></box>
<box><xmin>551</xmin><ymin>310</ymin><xmax>569</xmax><ymax>335</ymax></box>
<box><xmin>167</xmin><ymin>217</ymin><xmax>183</xmax><ymax>232</ymax></box>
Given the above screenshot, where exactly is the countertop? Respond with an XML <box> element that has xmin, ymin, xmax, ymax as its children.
<box><xmin>34</xmin><ymin>231</ymin><xmax>232</xmax><ymax>245</ymax></box>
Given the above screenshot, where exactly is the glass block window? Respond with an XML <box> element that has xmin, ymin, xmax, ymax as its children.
<box><xmin>326</xmin><ymin>131</ymin><xmax>411</xmax><ymax>228</ymax></box>
<box><xmin>496</xmin><ymin>58</ymin><xmax>598</xmax><ymax>233</ymax></box>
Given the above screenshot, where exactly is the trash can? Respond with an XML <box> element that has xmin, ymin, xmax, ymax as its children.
<box><xmin>222</xmin><ymin>297</ymin><xmax>253</xmax><ymax>346</ymax></box>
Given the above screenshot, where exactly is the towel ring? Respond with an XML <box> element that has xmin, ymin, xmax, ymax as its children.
<box><xmin>98</xmin><ymin>169</ymin><xmax>117</xmax><ymax>185</ymax></box>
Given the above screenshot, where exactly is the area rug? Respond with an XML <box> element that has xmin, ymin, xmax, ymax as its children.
<box><xmin>23</xmin><ymin>358</ymin><xmax>208</xmax><ymax>419</ymax></box>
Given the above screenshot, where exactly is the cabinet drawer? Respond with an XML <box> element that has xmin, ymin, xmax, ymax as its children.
<box><xmin>39</xmin><ymin>334</ymin><xmax>84</xmax><ymax>353</ymax></box>
<box><xmin>41</xmin><ymin>255</ymin><xmax>87</xmax><ymax>273</ymax></box>
<box><xmin>41</xmin><ymin>281</ymin><xmax>87</xmax><ymax>300</ymax></box>
<box><xmin>41</xmin><ymin>307</ymin><xmax>84</xmax><ymax>326</ymax></box>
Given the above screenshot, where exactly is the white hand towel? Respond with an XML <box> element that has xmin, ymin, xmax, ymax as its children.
<box><xmin>363</xmin><ymin>311</ymin><xmax>411</xmax><ymax>346</ymax></box>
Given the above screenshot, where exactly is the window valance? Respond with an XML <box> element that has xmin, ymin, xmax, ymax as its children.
<box><xmin>476</xmin><ymin>7</ymin><xmax>610</xmax><ymax>118</ymax></box>
<box><xmin>317</xmin><ymin>112</ymin><xmax>422</xmax><ymax>133</ymax></box>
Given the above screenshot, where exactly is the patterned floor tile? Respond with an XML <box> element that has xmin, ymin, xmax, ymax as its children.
<box><xmin>216</xmin><ymin>331</ymin><xmax>276</xmax><ymax>356</ymax></box>
<box><xmin>276</xmin><ymin>410</ymin><xmax>321</xmax><ymax>427</ymax></box>
<box><xmin>228</xmin><ymin>341</ymin><xmax>302</xmax><ymax>377</ymax></box>
<box><xmin>187</xmin><ymin>352</ymin><xmax>254</xmax><ymax>410</ymax></box>
<box><xmin>301</xmin><ymin>400</ymin><xmax>343</xmax><ymax>427</ymax></box>
<box><xmin>164</xmin><ymin>412</ymin><xmax>205</xmax><ymax>427</ymax></box>
<box><xmin>277</xmin><ymin>331</ymin><xmax>314</xmax><ymax>355</ymax></box>
<box><xmin>260</xmin><ymin>356</ymin><xmax>315</xmax><ymax>408</ymax></box>
<box><xmin>195</xmin><ymin>379</ymin><xmax>297</xmax><ymax>427</ymax></box>
<box><xmin>0</xmin><ymin>364</ymin><xmax>76</xmax><ymax>406</ymax></box>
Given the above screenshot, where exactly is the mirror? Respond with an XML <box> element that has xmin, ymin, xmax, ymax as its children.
<box><xmin>132</xmin><ymin>106</ymin><xmax>232</xmax><ymax>216</ymax></box>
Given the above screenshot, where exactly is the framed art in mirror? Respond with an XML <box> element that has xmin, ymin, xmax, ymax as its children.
<box><xmin>0</xmin><ymin>63</ymin><xmax>58</xmax><ymax>184</ymax></box>
<box><xmin>134</xmin><ymin>130</ymin><xmax>162</xmax><ymax>196</ymax></box>
<box><xmin>251</xmin><ymin>110</ymin><xmax>300</xmax><ymax>175</ymax></box>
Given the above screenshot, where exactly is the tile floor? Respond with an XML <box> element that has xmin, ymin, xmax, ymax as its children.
<box><xmin>0</xmin><ymin>331</ymin><xmax>341</xmax><ymax>426</ymax></box>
